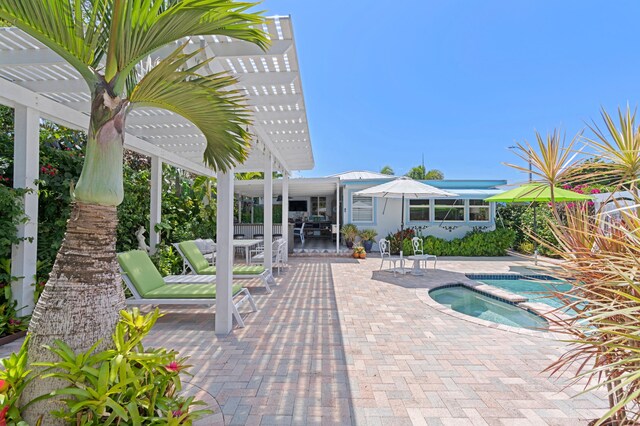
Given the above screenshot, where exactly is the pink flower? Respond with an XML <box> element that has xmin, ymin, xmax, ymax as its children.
<box><xmin>588</xmin><ymin>201</ymin><xmax>595</xmax><ymax>206</ymax></box>
<box><xmin>567</xmin><ymin>202</ymin><xmax>575</xmax><ymax>209</ymax></box>
<box><xmin>0</xmin><ymin>380</ymin><xmax>10</xmax><ymax>393</ymax></box>
<box><xmin>562</xmin><ymin>184</ymin><xmax>571</xmax><ymax>189</ymax></box>
<box><xmin>8</xmin><ymin>319</ymin><xmax>20</xmax><ymax>326</ymax></box>
<box><xmin>172</xmin><ymin>410</ymin><xmax>184</xmax><ymax>417</ymax></box>
<box><xmin>590</xmin><ymin>188</ymin><xmax>601</xmax><ymax>194</ymax></box>
<box><xmin>572</xmin><ymin>188</ymin><xmax>584</xmax><ymax>194</ymax></box>
<box><xmin>165</xmin><ymin>361</ymin><xmax>182</xmax><ymax>373</ymax></box>
<box><xmin>0</xmin><ymin>405</ymin><xmax>8</xmax><ymax>426</ymax></box>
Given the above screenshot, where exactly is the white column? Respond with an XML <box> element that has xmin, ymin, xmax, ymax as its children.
<box><xmin>336</xmin><ymin>181</ymin><xmax>340</xmax><ymax>253</ymax></box>
<box><xmin>10</xmin><ymin>106</ymin><xmax>39</xmax><ymax>314</ymax></box>
<box><xmin>281</xmin><ymin>172</ymin><xmax>289</xmax><ymax>261</ymax></box>
<box><xmin>215</xmin><ymin>170</ymin><xmax>234</xmax><ymax>334</ymax></box>
<box><xmin>263</xmin><ymin>155</ymin><xmax>273</xmax><ymax>271</ymax></box>
<box><xmin>149</xmin><ymin>156</ymin><xmax>162</xmax><ymax>254</ymax></box>
<box><xmin>237</xmin><ymin>196</ymin><xmax>242</xmax><ymax>223</ymax></box>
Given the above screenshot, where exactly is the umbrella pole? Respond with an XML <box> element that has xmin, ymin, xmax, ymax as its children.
<box><xmin>400</xmin><ymin>194</ymin><xmax>405</xmax><ymax>274</ymax></box>
<box><xmin>533</xmin><ymin>203</ymin><xmax>538</xmax><ymax>265</ymax></box>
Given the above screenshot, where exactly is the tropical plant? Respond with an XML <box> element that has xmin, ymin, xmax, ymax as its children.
<box><xmin>33</xmin><ymin>308</ymin><xmax>211</xmax><ymax>425</ymax></box>
<box><xmin>340</xmin><ymin>223</ymin><xmax>359</xmax><ymax>245</ymax></box>
<box><xmin>380</xmin><ymin>165</ymin><xmax>394</xmax><ymax>175</ymax></box>
<box><xmin>0</xmin><ymin>1</ymin><xmax>268</xmax><ymax>422</ymax></box>
<box><xmin>358</xmin><ymin>229</ymin><xmax>378</xmax><ymax>241</ymax></box>
<box><xmin>405</xmin><ymin>164</ymin><xmax>444</xmax><ymax>180</ymax></box>
<box><xmin>585</xmin><ymin>106</ymin><xmax>640</xmax><ymax>195</ymax></box>
<box><xmin>0</xmin><ymin>335</ymin><xmax>33</xmax><ymax>425</ymax></box>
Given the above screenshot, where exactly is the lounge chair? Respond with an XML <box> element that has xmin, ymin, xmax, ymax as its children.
<box><xmin>379</xmin><ymin>238</ymin><xmax>405</xmax><ymax>276</ymax></box>
<box><xmin>175</xmin><ymin>241</ymin><xmax>275</xmax><ymax>293</ymax></box>
<box><xmin>117</xmin><ymin>250</ymin><xmax>256</xmax><ymax>328</ymax></box>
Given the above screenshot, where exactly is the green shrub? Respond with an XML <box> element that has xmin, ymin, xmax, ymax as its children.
<box><xmin>150</xmin><ymin>244</ymin><xmax>183</xmax><ymax>276</ymax></box>
<box><xmin>31</xmin><ymin>309</ymin><xmax>211</xmax><ymax>424</ymax></box>
<box><xmin>387</xmin><ymin>228</ymin><xmax>516</xmax><ymax>256</ymax></box>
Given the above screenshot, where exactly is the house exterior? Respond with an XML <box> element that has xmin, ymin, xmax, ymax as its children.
<box><xmin>336</xmin><ymin>171</ymin><xmax>506</xmax><ymax>244</ymax></box>
<box><xmin>233</xmin><ymin>170</ymin><xmax>507</xmax><ymax>253</ymax></box>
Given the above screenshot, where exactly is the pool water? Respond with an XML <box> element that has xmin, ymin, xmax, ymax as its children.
<box><xmin>430</xmin><ymin>286</ymin><xmax>548</xmax><ymax>330</ymax></box>
<box><xmin>478</xmin><ymin>279</ymin><xmax>572</xmax><ymax>310</ymax></box>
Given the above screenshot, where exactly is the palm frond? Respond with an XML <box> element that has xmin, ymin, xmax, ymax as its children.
<box><xmin>0</xmin><ymin>0</ymin><xmax>110</xmax><ymax>84</ymax></box>
<box><xmin>109</xmin><ymin>0</ymin><xmax>269</xmax><ymax>94</ymax></box>
<box><xmin>506</xmin><ymin>130</ymin><xmax>582</xmax><ymax>186</ymax></box>
<box><xmin>128</xmin><ymin>44</ymin><xmax>252</xmax><ymax>172</ymax></box>
<box><xmin>585</xmin><ymin>106</ymin><xmax>640</xmax><ymax>193</ymax></box>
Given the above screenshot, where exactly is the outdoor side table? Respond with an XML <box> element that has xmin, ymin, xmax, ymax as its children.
<box><xmin>407</xmin><ymin>255</ymin><xmax>432</xmax><ymax>276</ymax></box>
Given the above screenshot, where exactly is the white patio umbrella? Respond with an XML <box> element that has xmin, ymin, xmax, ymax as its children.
<box><xmin>355</xmin><ymin>177</ymin><xmax>457</xmax><ymax>263</ymax></box>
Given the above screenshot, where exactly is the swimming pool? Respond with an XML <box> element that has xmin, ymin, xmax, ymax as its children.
<box><xmin>477</xmin><ymin>278</ymin><xmax>572</xmax><ymax>310</ymax></box>
<box><xmin>430</xmin><ymin>285</ymin><xmax>548</xmax><ymax>330</ymax></box>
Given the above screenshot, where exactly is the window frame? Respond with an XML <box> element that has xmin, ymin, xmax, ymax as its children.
<box><xmin>408</xmin><ymin>199</ymin><xmax>431</xmax><ymax>222</ymax></box>
<box><xmin>351</xmin><ymin>194</ymin><xmax>374</xmax><ymax>223</ymax></box>
<box><xmin>433</xmin><ymin>198</ymin><xmax>465</xmax><ymax>222</ymax></box>
<box><xmin>468</xmin><ymin>199</ymin><xmax>491</xmax><ymax>222</ymax></box>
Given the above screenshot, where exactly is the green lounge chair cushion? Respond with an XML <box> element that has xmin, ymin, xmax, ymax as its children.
<box><xmin>145</xmin><ymin>283</ymin><xmax>243</xmax><ymax>299</ymax></box>
<box><xmin>177</xmin><ymin>241</ymin><xmax>210</xmax><ymax>273</ymax></box>
<box><xmin>118</xmin><ymin>250</ymin><xmax>165</xmax><ymax>297</ymax></box>
<box><xmin>197</xmin><ymin>265</ymin><xmax>266</xmax><ymax>275</ymax></box>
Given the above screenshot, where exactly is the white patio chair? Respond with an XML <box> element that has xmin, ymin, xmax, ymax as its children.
<box><xmin>379</xmin><ymin>238</ymin><xmax>405</xmax><ymax>277</ymax></box>
<box><xmin>411</xmin><ymin>237</ymin><xmax>437</xmax><ymax>269</ymax></box>
<box><xmin>293</xmin><ymin>222</ymin><xmax>305</xmax><ymax>245</ymax></box>
<box><xmin>251</xmin><ymin>238</ymin><xmax>287</xmax><ymax>274</ymax></box>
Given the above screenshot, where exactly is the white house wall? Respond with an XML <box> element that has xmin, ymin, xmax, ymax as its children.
<box><xmin>342</xmin><ymin>181</ymin><xmax>500</xmax><ymax>249</ymax></box>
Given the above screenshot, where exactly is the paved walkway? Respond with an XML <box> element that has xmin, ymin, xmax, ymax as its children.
<box><xmin>2</xmin><ymin>257</ymin><xmax>606</xmax><ymax>425</ymax></box>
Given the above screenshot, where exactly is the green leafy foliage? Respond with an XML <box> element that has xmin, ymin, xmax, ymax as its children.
<box><xmin>386</xmin><ymin>228</ymin><xmax>516</xmax><ymax>256</ymax></box>
<box><xmin>0</xmin><ymin>335</ymin><xmax>32</xmax><ymax>425</ymax></box>
<box><xmin>32</xmin><ymin>308</ymin><xmax>212</xmax><ymax>425</ymax></box>
<box><xmin>496</xmin><ymin>203</ymin><xmax>558</xmax><ymax>257</ymax></box>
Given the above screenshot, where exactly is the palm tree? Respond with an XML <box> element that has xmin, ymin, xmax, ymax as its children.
<box><xmin>380</xmin><ymin>165</ymin><xmax>394</xmax><ymax>175</ymax></box>
<box><xmin>0</xmin><ymin>0</ymin><xmax>268</xmax><ymax>422</ymax></box>
<box><xmin>405</xmin><ymin>165</ymin><xmax>444</xmax><ymax>180</ymax></box>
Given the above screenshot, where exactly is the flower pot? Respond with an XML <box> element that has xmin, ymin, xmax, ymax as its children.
<box><xmin>359</xmin><ymin>253</ymin><xmax>366</xmax><ymax>259</ymax></box>
<box><xmin>362</xmin><ymin>240</ymin><xmax>373</xmax><ymax>253</ymax></box>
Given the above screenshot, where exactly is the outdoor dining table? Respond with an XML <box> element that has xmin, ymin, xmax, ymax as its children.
<box><xmin>233</xmin><ymin>239</ymin><xmax>263</xmax><ymax>264</ymax></box>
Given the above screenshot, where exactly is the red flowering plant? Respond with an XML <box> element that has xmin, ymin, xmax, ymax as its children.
<box><xmin>32</xmin><ymin>308</ymin><xmax>209</xmax><ymax>424</ymax></box>
<box><xmin>0</xmin><ymin>335</ymin><xmax>33</xmax><ymax>425</ymax></box>
<box><xmin>385</xmin><ymin>228</ymin><xmax>416</xmax><ymax>255</ymax></box>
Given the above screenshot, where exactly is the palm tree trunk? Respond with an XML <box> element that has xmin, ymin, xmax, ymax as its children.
<box><xmin>20</xmin><ymin>87</ymin><xmax>127</xmax><ymax>424</ymax></box>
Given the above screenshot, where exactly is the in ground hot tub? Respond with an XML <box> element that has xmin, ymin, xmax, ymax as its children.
<box><xmin>430</xmin><ymin>285</ymin><xmax>548</xmax><ymax>330</ymax></box>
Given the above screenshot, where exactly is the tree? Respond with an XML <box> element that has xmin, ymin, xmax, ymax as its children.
<box><xmin>405</xmin><ymin>165</ymin><xmax>444</xmax><ymax>180</ymax></box>
<box><xmin>380</xmin><ymin>165</ymin><xmax>394</xmax><ymax>175</ymax></box>
<box><xmin>0</xmin><ymin>1</ymin><xmax>268</xmax><ymax>422</ymax></box>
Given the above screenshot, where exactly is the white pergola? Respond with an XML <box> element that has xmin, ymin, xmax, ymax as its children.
<box><xmin>0</xmin><ymin>16</ymin><xmax>313</xmax><ymax>334</ymax></box>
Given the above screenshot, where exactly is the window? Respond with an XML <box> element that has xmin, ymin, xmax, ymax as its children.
<box><xmin>469</xmin><ymin>199</ymin><xmax>490</xmax><ymax>221</ymax></box>
<box><xmin>434</xmin><ymin>199</ymin><xmax>465</xmax><ymax>221</ymax></box>
<box><xmin>311</xmin><ymin>196</ymin><xmax>327</xmax><ymax>217</ymax></box>
<box><xmin>409</xmin><ymin>199</ymin><xmax>430</xmax><ymax>221</ymax></box>
<box><xmin>352</xmin><ymin>195</ymin><xmax>373</xmax><ymax>222</ymax></box>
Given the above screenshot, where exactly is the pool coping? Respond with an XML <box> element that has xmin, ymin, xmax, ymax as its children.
<box><xmin>416</xmin><ymin>274</ymin><xmax>568</xmax><ymax>339</ymax></box>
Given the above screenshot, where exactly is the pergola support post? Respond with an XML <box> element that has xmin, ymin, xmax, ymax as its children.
<box><xmin>215</xmin><ymin>170</ymin><xmax>234</xmax><ymax>334</ymax></box>
<box><xmin>336</xmin><ymin>181</ymin><xmax>340</xmax><ymax>253</ymax></box>
<box><xmin>10</xmin><ymin>106</ymin><xmax>39</xmax><ymax>314</ymax></box>
<box><xmin>281</xmin><ymin>172</ymin><xmax>289</xmax><ymax>262</ymax></box>
<box><xmin>149</xmin><ymin>156</ymin><xmax>162</xmax><ymax>254</ymax></box>
<box><xmin>263</xmin><ymin>155</ymin><xmax>273</xmax><ymax>271</ymax></box>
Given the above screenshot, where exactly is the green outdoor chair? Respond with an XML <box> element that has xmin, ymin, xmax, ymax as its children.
<box><xmin>117</xmin><ymin>250</ymin><xmax>257</xmax><ymax>328</ymax></box>
<box><xmin>175</xmin><ymin>241</ymin><xmax>275</xmax><ymax>293</ymax></box>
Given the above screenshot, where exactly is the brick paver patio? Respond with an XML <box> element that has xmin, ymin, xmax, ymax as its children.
<box><xmin>2</xmin><ymin>257</ymin><xmax>606</xmax><ymax>425</ymax></box>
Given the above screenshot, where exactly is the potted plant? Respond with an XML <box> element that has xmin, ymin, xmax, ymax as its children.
<box><xmin>340</xmin><ymin>224</ymin><xmax>359</xmax><ymax>248</ymax></box>
<box><xmin>353</xmin><ymin>245</ymin><xmax>366</xmax><ymax>259</ymax></box>
<box><xmin>359</xmin><ymin>229</ymin><xmax>378</xmax><ymax>253</ymax></box>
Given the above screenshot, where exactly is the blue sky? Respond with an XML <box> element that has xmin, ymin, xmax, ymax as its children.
<box><xmin>262</xmin><ymin>1</ymin><xmax>640</xmax><ymax>183</ymax></box>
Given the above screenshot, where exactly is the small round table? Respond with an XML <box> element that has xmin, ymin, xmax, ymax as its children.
<box><xmin>407</xmin><ymin>255</ymin><xmax>432</xmax><ymax>276</ymax></box>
